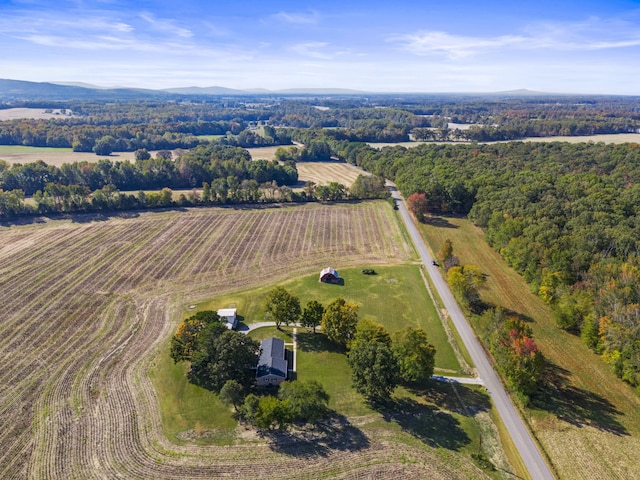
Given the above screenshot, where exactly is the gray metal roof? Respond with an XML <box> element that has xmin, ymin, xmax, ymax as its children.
<box><xmin>256</xmin><ymin>337</ymin><xmax>287</xmax><ymax>379</ymax></box>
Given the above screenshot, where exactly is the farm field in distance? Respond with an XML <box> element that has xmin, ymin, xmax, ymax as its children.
<box><xmin>417</xmin><ymin>215</ymin><xmax>640</xmax><ymax>480</ymax></box>
<box><xmin>295</xmin><ymin>161</ymin><xmax>364</xmax><ymax>188</ymax></box>
<box><xmin>368</xmin><ymin>132</ymin><xmax>640</xmax><ymax>149</ymax></box>
<box><xmin>0</xmin><ymin>145</ymin><xmax>143</xmax><ymax>166</ymax></box>
<box><xmin>0</xmin><ymin>200</ymin><xmax>508</xmax><ymax>479</ymax></box>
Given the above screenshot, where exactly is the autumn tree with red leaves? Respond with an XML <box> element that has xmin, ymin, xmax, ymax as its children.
<box><xmin>487</xmin><ymin>309</ymin><xmax>545</xmax><ymax>401</ymax></box>
<box><xmin>407</xmin><ymin>192</ymin><xmax>429</xmax><ymax>222</ymax></box>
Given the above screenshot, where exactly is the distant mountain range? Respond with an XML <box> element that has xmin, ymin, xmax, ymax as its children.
<box><xmin>0</xmin><ymin>78</ymin><xmax>372</xmax><ymax>100</ymax></box>
<box><xmin>0</xmin><ymin>78</ymin><xmax>595</xmax><ymax>101</ymax></box>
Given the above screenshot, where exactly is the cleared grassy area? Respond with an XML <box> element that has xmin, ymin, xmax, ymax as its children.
<box><xmin>417</xmin><ymin>215</ymin><xmax>640</xmax><ymax>479</ymax></box>
<box><xmin>247</xmin><ymin>326</ymin><xmax>293</xmax><ymax>343</ymax></box>
<box><xmin>148</xmin><ymin>343</ymin><xmax>238</xmax><ymax>445</ymax></box>
<box><xmin>296</xmin><ymin>331</ymin><xmax>373</xmax><ymax>416</ymax></box>
<box><xmin>245</xmin><ymin>145</ymin><xmax>282</xmax><ymax>161</ymax></box>
<box><xmin>368</xmin><ymin>133</ymin><xmax>640</xmax><ymax>150</ymax></box>
<box><xmin>197</xmin><ymin>264</ymin><xmax>461</xmax><ymax>372</ymax></box>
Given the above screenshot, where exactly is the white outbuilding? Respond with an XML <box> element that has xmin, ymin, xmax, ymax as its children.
<box><xmin>217</xmin><ymin>308</ymin><xmax>238</xmax><ymax>329</ymax></box>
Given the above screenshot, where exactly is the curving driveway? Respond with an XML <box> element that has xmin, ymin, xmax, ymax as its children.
<box><xmin>388</xmin><ymin>182</ymin><xmax>555</xmax><ymax>480</ymax></box>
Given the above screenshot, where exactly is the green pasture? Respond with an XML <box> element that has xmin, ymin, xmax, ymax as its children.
<box><xmin>0</xmin><ymin>145</ymin><xmax>72</xmax><ymax>154</ymax></box>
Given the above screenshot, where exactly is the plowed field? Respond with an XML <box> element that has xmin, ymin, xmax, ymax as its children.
<box><xmin>0</xmin><ymin>202</ymin><xmax>496</xmax><ymax>479</ymax></box>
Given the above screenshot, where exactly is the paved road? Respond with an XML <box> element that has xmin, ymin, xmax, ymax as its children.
<box><xmin>388</xmin><ymin>183</ymin><xmax>555</xmax><ymax>480</ymax></box>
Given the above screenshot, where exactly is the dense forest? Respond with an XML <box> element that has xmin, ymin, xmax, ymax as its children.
<box><xmin>348</xmin><ymin>140</ymin><xmax>640</xmax><ymax>390</ymax></box>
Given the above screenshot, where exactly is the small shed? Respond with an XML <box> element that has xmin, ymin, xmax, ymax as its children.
<box><xmin>217</xmin><ymin>308</ymin><xmax>238</xmax><ymax>329</ymax></box>
<box><xmin>319</xmin><ymin>267</ymin><xmax>339</xmax><ymax>283</ymax></box>
<box><xmin>256</xmin><ymin>337</ymin><xmax>288</xmax><ymax>387</ymax></box>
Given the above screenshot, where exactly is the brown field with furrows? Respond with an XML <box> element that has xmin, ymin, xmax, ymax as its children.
<box><xmin>0</xmin><ymin>201</ymin><xmax>503</xmax><ymax>479</ymax></box>
<box><xmin>296</xmin><ymin>161</ymin><xmax>364</xmax><ymax>188</ymax></box>
<box><xmin>417</xmin><ymin>215</ymin><xmax>640</xmax><ymax>480</ymax></box>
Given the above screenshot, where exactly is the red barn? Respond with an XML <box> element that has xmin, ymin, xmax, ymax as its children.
<box><xmin>319</xmin><ymin>267</ymin><xmax>339</xmax><ymax>283</ymax></box>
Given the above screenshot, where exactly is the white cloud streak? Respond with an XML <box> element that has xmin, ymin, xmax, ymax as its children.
<box><xmin>139</xmin><ymin>12</ymin><xmax>193</xmax><ymax>38</ymax></box>
<box><xmin>391</xmin><ymin>17</ymin><xmax>640</xmax><ymax>58</ymax></box>
<box><xmin>270</xmin><ymin>11</ymin><xmax>320</xmax><ymax>25</ymax></box>
<box><xmin>289</xmin><ymin>42</ymin><xmax>332</xmax><ymax>59</ymax></box>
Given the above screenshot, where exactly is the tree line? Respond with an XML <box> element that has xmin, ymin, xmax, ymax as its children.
<box><xmin>0</xmin><ymin>143</ymin><xmax>294</xmax><ymax>192</ymax></box>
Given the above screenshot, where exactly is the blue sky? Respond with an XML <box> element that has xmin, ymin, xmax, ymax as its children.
<box><xmin>1</xmin><ymin>0</ymin><xmax>640</xmax><ymax>93</ymax></box>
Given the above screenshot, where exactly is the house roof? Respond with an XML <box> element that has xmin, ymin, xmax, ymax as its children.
<box><xmin>217</xmin><ymin>308</ymin><xmax>238</xmax><ymax>329</ymax></box>
<box><xmin>256</xmin><ymin>337</ymin><xmax>287</xmax><ymax>379</ymax></box>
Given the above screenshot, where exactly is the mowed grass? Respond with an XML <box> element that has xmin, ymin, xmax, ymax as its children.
<box><xmin>158</xmin><ymin>264</ymin><xmax>465</xmax><ymax>433</ymax></box>
<box><xmin>197</xmin><ymin>264</ymin><xmax>461</xmax><ymax>371</ymax></box>
<box><xmin>0</xmin><ymin>146</ymin><xmax>140</xmax><ymax>167</ymax></box>
<box><xmin>295</xmin><ymin>331</ymin><xmax>373</xmax><ymax>416</ymax></box>
<box><xmin>417</xmin><ymin>215</ymin><xmax>640</xmax><ymax>479</ymax></box>
<box><xmin>148</xmin><ymin>344</ymin><xmax>238</xmax><ymax>445</ymax></box>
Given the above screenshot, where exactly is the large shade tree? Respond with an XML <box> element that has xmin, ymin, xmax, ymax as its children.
<box><xmin>392</xmin><ymin>327</ymin><xmax>436</xmax><ymax>384</ymax></box>
<box><xmin>300</xmin><ymin>300</ymin><xmax>324</xmax><ymax>333</ymax></box>
<box><xmin>349</xmin><ymin>340</ymin><xmax>398</xmax><ymax>401</ymax></box>
<box><xmin>264</xmin><ymin>286</ymin><xmax>301</xmax><ymax>329</ymax></box>
<box><xmin>322</xmin><ymin>297</ymin><xmax>359</xmax><ymax>347</ymax></box>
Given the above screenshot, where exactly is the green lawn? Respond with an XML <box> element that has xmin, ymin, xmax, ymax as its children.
<box><xmin>296</xmin><ymin>331</ymin><xmax>374</xmax><ymax>416</ymax></box>
<box><xmin>196</xmin><ymin>264</ymin><xmax>461</xmax><ymax>371</ymax></box>
<box><xmin>148</xmin><ymin>345</ymin><xmax>238</xmax><ymax>445</ymax></box>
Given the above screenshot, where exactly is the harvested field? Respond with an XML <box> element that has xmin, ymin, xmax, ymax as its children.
<box><xmin>0</xmin><ymin>107</ymin><xmax>76</xmax><ymax>120</ymax></box>
<box><xmin>417</xmin><ymin>215</ymin><xmax>640</xmax><ymax>480</ymax></box>
<box><xmin>297</xmin><ymin>161</ymin><xmax>364</xmax><ymax>187</ymax></box>
<box><xmin>0</xmin><ymin>201</ymin><xmax>501</xmax><ymax>479</ymax></box>
<box><xmin>245</xmin><ymin>145</ymin><xmax>283</xmax><ymax>161</ymax></box>
<box><xmin>0</xmin><ymin>146</ymin><xmax>140</xmax><ymax>167</ymax></box>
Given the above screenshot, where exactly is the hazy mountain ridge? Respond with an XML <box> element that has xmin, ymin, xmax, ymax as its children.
<box><xmin>0</xmin><ymin>78</ymin><xmax>625</xmax><ymax>101</ymax></box>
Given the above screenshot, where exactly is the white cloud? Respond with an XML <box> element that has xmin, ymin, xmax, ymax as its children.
<box><xmin>290</xmin><ymin>41</ymin><xmax>332</xmax><ymax>59</ymax></box>
<box><xmin>391</xmin><ymin>16</ymin><xmax>640</xmax><ymax>58</ymax></box>
<box><xmin>139</xmin><ymin>12</ymin><xmax>193</xmax><ymax>38</ymax></box>
<box><xmin>390</xmin><ymin>31</ymin><xmax>526</xmax><ymax>58</ymax></box>
<box><xmin>271</xmin><ymin>11</ymin><xmax>320</xmax><ymax>25</ymax></box>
